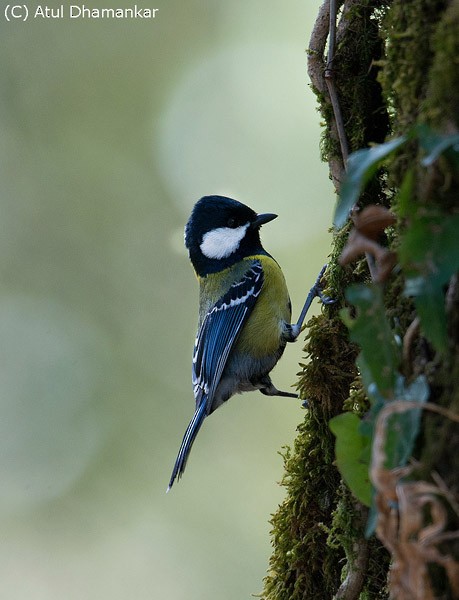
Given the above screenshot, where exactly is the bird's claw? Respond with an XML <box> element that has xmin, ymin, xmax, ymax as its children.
<box><xmin>312</xmin><ymin>264</ymin><xmax>335</xmax><ymax>306</ymax></box>
<box><xmin>317</xmin><ymin>289</ymin><xmax>336</xmax><ymax>305</ymax></box>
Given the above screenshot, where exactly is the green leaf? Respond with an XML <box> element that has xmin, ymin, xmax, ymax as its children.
<box><xmin>333</xmin><ymin>135</ymin><xmax>407</xmax><ymax>229</ymax></box>
<box><xmin>365</xmin><ymin>498</ymin><xmax>379</xmax><ymax>539</ymax></box>
<box><xmin>417</xmin><ymin>124</ymin><xmax>459</xmax><ymax>168</ymax></box>
<box><xmin>414</xmin><ymin>288</ymin><xmax>448</xmax><ymax>351</ymax></box>
<box><xmin>334</xmin><ymin>126</ymin><xmax>458</xmax><ymax>229</ymax></box>
<box><xmin>396</xmin><ymin>168</ymin><xmax>415</xmax><ymax>218</ymax></box>
<box><xmin>329</xmin><ymin>412</ymin><xmax>372</xmax><ymax>506</ymax></box>
<box><xmin>331</xmin><ymin>376</ymin><xmax>430</xmax><ymax>532</ymax></box>
<box><xmin>384</xmin><ymin>375</ymin><xmax>430</xmax><ymax>469</ymax></box>
<box><xmin>401</xmin><ymin>214</ymin><xmax>459</xmax><ymax>288</ymax></box>
<box><xmin>342</xmin><ymin>284</ymin><xmax>400</xmax><ymax>398</ymax></box>
<box><xmin>363</xmin><ymin>375</ymin><xmax>429</xmax><ymax>537</ymax></box>
<box><xmin>399</xmin><ymin>214</ymin><xmax>459</xmax><ymax>352</ymax></box>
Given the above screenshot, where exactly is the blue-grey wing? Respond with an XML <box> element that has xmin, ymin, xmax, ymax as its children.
<box><xmin>192</xmin><ymin>261</ymin><xmax>264</xmax><ymax>413</ymax></box>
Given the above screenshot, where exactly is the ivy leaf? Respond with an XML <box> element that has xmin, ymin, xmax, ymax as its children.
<box><xmin>341</xmin><ymin>284</ymin><xmax>400</xmax><ymax>398</ymax></box>
<box><xmin>334</xmin><ymin>136</ymin><xmax>407</xmax><ymax>229</ymax></box>
<box><xmin>365</xmin><ymin>500</ymin><xmax>379</xmax><ymax>539</ymax></box>
<box><xmin>330</xmin><ymin>377</ymin><xmax>427</xmax><ymax>509</ymax></box>
<box><xmin>417</xmin><ymin>124</ymin><xmax>459</xmax><ymax>168</ymax></box>
<box><xmin>399</xmin><ymin>214</ymin><xmax>459</xmax><ymax>352</ymax></box>
<box><xmin>385</xmin><ymin>375</ymin><xmax>430</xmax><ymax>468</ymax></box>
<box><xmin>334</xmin><ymin>126</ymin><xmax>458</xmax><ymax>230</ymax></box>
<box><xmin>364</xmin><ymin>375</ymin><xmax>429</xmax><ymax>537</ymax></box>
<box><xmin>413</xmin><ymin>286</ymin><xmax>447</xmax><ymax>352</ymax></box>
<box><xmin>396</xmin><ymin>168</ymin><xmax>415</xmax><ymax>218</ymax></box>
<box><xmin>329</xmin><ymin>412</ymin><xmax>372</xmax><ymax>506</ymax></box>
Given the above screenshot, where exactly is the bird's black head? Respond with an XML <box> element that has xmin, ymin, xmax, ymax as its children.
<box><xmin>185</xmin><ymin>195</ymin><xmax>277</xmax><ymax>276</ymax></box>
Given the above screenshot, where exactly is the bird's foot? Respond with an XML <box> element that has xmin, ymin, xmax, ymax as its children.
<box><xmin>257</xmin><ymin>376</ymin><xmax>298</xmax><ymax>398</ymax></box>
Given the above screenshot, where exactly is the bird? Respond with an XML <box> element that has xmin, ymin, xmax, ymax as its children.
<box><xmin>167</xmin><ymin>195</ymin><xmax>331</xmax><ymax>491</ymax></box>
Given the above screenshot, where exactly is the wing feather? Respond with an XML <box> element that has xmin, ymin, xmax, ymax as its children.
<box><xmin>192</xmin><ymin>261</ymin><xmax>263</xmax><ymax>412</ymax></box>
<box><xmin>168</xmin><ymin>261</ymin><xmax>264</xmax><ymax>489</ymax></box>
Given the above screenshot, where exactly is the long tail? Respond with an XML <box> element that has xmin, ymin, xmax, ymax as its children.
<box><xmin>167</xmin><ymin>401</ymin><xmax>207</xmax><ymax>492</ymax></box>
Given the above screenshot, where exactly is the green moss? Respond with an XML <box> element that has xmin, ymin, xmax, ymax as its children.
<box><xmin>311</xmin><ymin>0</ymin><xmax>391</xmax><ymax>167</ymax></box>
<box><xmin>343</xmin><ymin>377</ymin><xmax>368</xmax><ymax>416</ymax></box>
<box><xmin>379</xmin><ymin>0</ymin><xmax>448</xmax><ymax>186</ymax></box>
<box><xmin>380</xmin><ymin>0</ymin><xmax>447</xmax><ymax>135</ymax></box>
<box><xmin>261</xmin><ymin>313</ymin><xmax>356</xmax><ymax>600</ymax></box>
<box><xmin>333</xmin><ymin>1</ymin><xmax>390</xmax><ymax>152</ymax></box>
<box><xmin>378</xmin><ymin>4</ymin><xmax>459</xmax><ymax>581</ymax></box>
<box><xmin>327</xmin><ymin>485</ymin><xmax>390</xmax><ymax>599</ymax></box>
<box><xmin>262</xmin><ymin>259</ymin><xmax>388</xmax><ymax>598</ymax></box>
<box><xmin>418</xmin><ymin>2</ymin><xmax>459</xmax><ymax>213</ymax></box>
<box><xmin>263</xmin><ymin>3</ymin><xmax>394</xmax><ymax>597</ymax></box>
<box><xmin>423</xmin><ymin>1</ymin><xmax>459</xmax><ymax>127</ymax></box>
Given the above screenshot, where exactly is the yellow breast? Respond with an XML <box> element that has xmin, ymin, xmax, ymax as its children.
<box><xmin>236</xmin><ymin>255</ymin><xmax>291</xmax><ymax>357</ymax></box>
<box><xmin>198</xmin><ymin>255</ymin><xmax>291</xmax><ymax>358</ymax></box>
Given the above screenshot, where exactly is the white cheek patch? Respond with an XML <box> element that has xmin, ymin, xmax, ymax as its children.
<box><xmin>200</xmin><ymin>223</ymin><xmax>249</xmax><ymax>259</ymax></box>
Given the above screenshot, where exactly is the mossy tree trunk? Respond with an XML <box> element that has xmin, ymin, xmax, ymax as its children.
<box><xmin>262</xmin><ymin>1</ymin><xmax>459</xmax><ymax>599</ymax></box>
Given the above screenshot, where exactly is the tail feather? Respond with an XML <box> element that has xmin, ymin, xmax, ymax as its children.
<box><xmin>167</xmin><ymin>401</ymin><xmax>207</xmax><ymax>492</ymax></box>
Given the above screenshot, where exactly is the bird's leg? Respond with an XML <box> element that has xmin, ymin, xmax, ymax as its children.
<box><xmin>289</xmin><ymin>264</ymin><xmax>334</xmax><ymax>341</ymax></box>
<box><xmin>257</xmin><ymin>375</ymin><xmax>298</xmax><ymax>399</ymax></box>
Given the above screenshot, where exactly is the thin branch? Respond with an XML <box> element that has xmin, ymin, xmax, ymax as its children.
<box><xmin>325</xmin><ymin>0</ymin><xmax>349</xmax><ymax>163</ymax></box>
<box><xmin>307</xmin><ymin>0</ymin><xmax>347</xmax><ymax>191</ymax></box>
<box><xmin>334</xmin><ymin>517</ymin><xmax>370</xmax><ymax>600</ymax></box>
<box><xmin>307</xmin><ymin>0</ymin><xmax>330</xmax><ymax>97</ymax></box>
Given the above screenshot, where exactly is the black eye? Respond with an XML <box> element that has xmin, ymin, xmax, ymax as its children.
<box><xmin>227</xmin><ymin>217</ymin><xmax>236</xmax><ymax>228</ymax></box>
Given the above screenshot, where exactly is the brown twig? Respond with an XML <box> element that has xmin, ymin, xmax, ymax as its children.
<box><xmin>325</xmin><ymin>0</ymin><xmax>349</xmax><ymax>164</ymax></box>
<box><xmin>339</xmin><ymin>206</ymin><xmax>397</xmax><ymax>283</ymax></box>
<box><xmin>307</xmin><ymin>0</ymin><xmax>329</xmax><ymax>97</ymax></box>
<box><xmin>334</xmin><ymin>507</ymin><xmax>370</xmax><ymax>600</ymax></box>
<box><xmin>402</xmin><ymin>317</ymin><xmax>421</xmax><ymax>374</ymax></box>
<box><xmin>307</xmin><ymin>0</ymin><xmax>346</xmax><ymax>191</ymax></box>
<box><xmin>370</xmin><ymin>401</ymin><xmax>459</xmax><ymax>599</ymax></box>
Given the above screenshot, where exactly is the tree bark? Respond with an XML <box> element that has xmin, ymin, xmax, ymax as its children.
<box><xmin>262</xmin><ymin>1</ymin><xmax>459</xmax><ymax>598</ymax></box>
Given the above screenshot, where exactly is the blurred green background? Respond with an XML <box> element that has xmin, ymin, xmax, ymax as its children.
<box><xmin>0</xmin><ymin>1</ymin><xmax>333</xmax><ymax>598</ymax></box>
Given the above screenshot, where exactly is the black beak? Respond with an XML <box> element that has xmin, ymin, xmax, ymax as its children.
<box><xmin>251</xmin><ymin>212</ymin><xmax>278</xmax><ymax>229</ymax></box>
